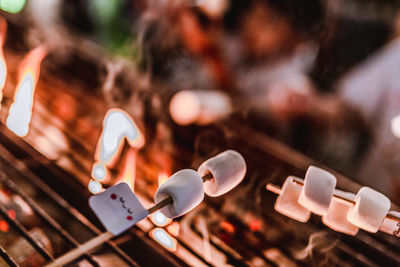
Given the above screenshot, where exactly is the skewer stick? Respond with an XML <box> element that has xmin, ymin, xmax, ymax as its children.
<box><xmin>266</xmin><ymin>181</ymin><xmax>400</xmax><ymax>225</ymax></box>
<box><xmin>46</xmin><ymin>173</ymin><xmax>214</xmax><ymax>267</ymax></box>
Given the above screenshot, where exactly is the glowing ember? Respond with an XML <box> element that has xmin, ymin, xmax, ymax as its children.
<box><xmin>0</xmin><ymin>17</ymin><xmax>7</xmax><ymax>108</ymax></box>
<box><xmin>6</xmin><ymin>45</ymin><xmax>47</xmax><ymax>137</ymax></box>
<box><xmin>151</xmin><ymin>210</ymin><xmax>172</xmax><ymax>227</ymax></box>
<box><xmin>149</xmin><ymin>228</ymin><xmax>177</xmax><ymax>252</ymax></box>
<box><xmin>7</xmin><ymin>209</ymin><xmax>16</xmax><ymax>219</ymax></box>
<box><xmin>91</xmin><ymin>108</ymin><xmax>144</xmax><ymax>191</ymax></box>
<box><xmin>220</xmin><ymin>221</ymin><xmax>235</xmax><ymax>234</ymax></box>
<box><xmin>88</xmin><ymin>180</ymin><xmax>103</xmax><ymax>194</ymax></box>
<box><xmin>248</xmin><ymin>220</ymin><xmax>261</xmax><ymax>232</ymax></box>
<box><xmin>0</xmin><ymin>220</ymin><xmax>8</xmax><ymax>232</ymax></box>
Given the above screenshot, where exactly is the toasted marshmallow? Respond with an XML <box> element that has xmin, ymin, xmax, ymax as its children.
<box><xmin>322</xmin><ymin>189</ymin><xmax>359</xmax><ymax>235</ymax></box>
<box><xmin>347</xmin><ymin>187</ymin><xmax>390</xmax><ymax>233</ymax></box>
<box><xmin>274</xmin><ymin>176</ymin><xmax>311</xmax><ymax>222</ymax></box>
<box><xmin>298</xmin><ymin>166</ymin><xmax>336</xmax><ymax>216</ymax></box>
<box><xmin>155</xmin><ymin>169</ymin><xmax>204</xmax><ymax>218</ymax></box>
<box><xmin>197</xmin><ymin>150</ymin><xmax>246</xmax><ymax>197</ymax></box>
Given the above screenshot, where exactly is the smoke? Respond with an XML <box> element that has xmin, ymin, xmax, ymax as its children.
<box><xmin>294</xmin><ymin>231</ymin><xmax>339</xmax><ymax>265</ymax></box>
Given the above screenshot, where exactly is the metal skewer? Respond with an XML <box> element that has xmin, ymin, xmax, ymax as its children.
<box><xmin>46</xmin><ymin>173</ymin><xmax>214</xmax><ymax>267</ymax></box>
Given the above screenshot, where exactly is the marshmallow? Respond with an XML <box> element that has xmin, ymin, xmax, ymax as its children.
<box><xmin>274</xmin><ymin>176</ymin><xmax>311</xmax><ymax>222</ymax></box>
<box><xmin>298</xmin><ymin>166</ymin><xmax>336</xmax><ymax>216</ymax></box>
<box><xmin>155</xmin><ymin>169</ymin><xmax>204</xmax><ymax>218</ymax></box>
<box><xmin>322</xmin><ymin>189</ymin><xmax>359</xmax><ymax>235</ymax></box>
<box><xmin>169</xmin><ymin>90</ymin><xmax>232</xmax><ymax>125</ymax></box>
<box><xmin>379</xmin><ymin>211</ymin><xmax>400</xmax><ymax>237</ymax></box>
<box><xmin>347</xmin><ymin>187</ymin><xmax>390</xmax><ymax>233</ymax></box>
<box><xmin>197</xmin><ymin>150</ymin><xmax>246</xmax><ymax>197</ymax></box>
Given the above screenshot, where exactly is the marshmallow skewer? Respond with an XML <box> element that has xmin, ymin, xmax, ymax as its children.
<box><xmin>266</xmin><ymin>181</ymin><xmax>400</xmax><ymax>237</ymax></box>
<box><xmin>46</xmin><ymin>173</ymin><xmax>215</xmax><ymax>267</ymax></box>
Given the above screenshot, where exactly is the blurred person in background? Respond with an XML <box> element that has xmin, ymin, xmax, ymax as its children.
<box><xmin>267</xmin><ymin>6</ymin><xmax>400</xmax><ymax>202</ymax></box>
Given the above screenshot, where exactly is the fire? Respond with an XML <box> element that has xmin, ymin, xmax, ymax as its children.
<box><xmin>158</xmin><ymin>172</ymin><xmax>169</xmax><ymax>186</ymax></box>
<box><xmin>0</xmin><ymin>17</ymin><xmax>7</xmax><ymax>108</ymax></box>
<box><xmin>149</xmin><ymin>228</ymin><xmax>177</xmax><ymax>252</ymax></box>
<box><xmin>90</xmin><ymin>108</ymin><xmax>144</xmax><ymax>191</ymax></box>
<box><xmin>6</xmin><ymin>45</ymin><xmax>47</xmax><ymax>137</ymax></box>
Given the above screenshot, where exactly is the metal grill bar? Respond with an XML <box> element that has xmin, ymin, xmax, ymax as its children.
<box><xmin>0</xmin><ymin>201</ymin><xmax>54</xmax><ymax>262</ymax></box>
<box><xmin>0</xmin><ymin>173</ymin><xmax>101</xmax><ymax>267</ymax></box>
<box><xmin>0</xmin><ymin>136</ymin><xmax>140</xmax><ymax>267</ymax></box>
<box><xmin>0</xmin><ymin>244</ymin><xmax>19</xmax><ymax>267</ymax></box>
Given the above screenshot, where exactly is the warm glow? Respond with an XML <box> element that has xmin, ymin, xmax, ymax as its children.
<box><xmin>158</xmin><ymin>172</ymin><xmax>169</xmax><ymax>186</ymax></box>
<box><xmin>91</xmin><ymin>108</ymin><xmax>144</xmax><ymax>192</ymax></box>
<box><xmin>220</xmin><ymin>221</ymin><xmax>235</xmax><ymax>234</ymax></box>
<box><xmin>166</xmin><ymin>222</ymin><xmax>180</xmax><ymax>237</ymax></box>
<box><xmin>0</xmin><ymin>220</ymin><xmax>8</xmax><ymax>232</ymax></box>
<box><xmin>88</xmin><ymin>179</ymin><xmax>103</xmax><ymax>194</ymax></box>
<box><xmin>119</xmin><ymin>148</ymin><xmax>137</xmax><ymax>189</ymax></box>
<box><xmin>169</xmin><ymin>91</ymin><xmax>201</xmax><ymax>125</ymax></box>
<box><xmin>6</xmin><ymin>45</ymin><xmax>47</xmax><ymax>137</ymax></box>
<box><xmin>0</xmin><ymin>17</ymin><xmax>7</xmax><ymax>109</ymax></box>
<box><xmin>149</xmin><ymin>228</ymin><xmax>177</xmax><ymax>252</ymax></box>
<box><xmin>150</xmin><ymin>210</ymin><xmax>172</xmax><ymax>227</ymax></box>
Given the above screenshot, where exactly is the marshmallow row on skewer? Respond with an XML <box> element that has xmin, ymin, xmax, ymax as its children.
<box><xmin>155</xmin><ymin>149</ymin><xmax>246</xmax><ymax>218</ymax></box>
<box><xmin>50</xmin><ymin>150</ymin><xmax>247</xmax><ymax>267</ymax></box>
<box><xmin>268</xmin><ymin>166</ymin><xmax>398</xmax><ymax>237</ymax></box>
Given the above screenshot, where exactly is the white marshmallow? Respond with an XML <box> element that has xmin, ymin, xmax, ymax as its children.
<box><xmin>347</xmin><ymin>187</ymin><xmax>390</xmax><ymax>233</ymax></box>
<box><xmin>169</xmin><ymin>90</ymin><xmax>232</xmax><ymax>125</ymax></box>
<box><xmin>197</xmin><ymin>150</ymin><xmax>246</xmax><ymax>197</ymax></box>
<box><xmin>155</xmin><ymin>169</ymin><xmax>204</xmax><ymax>218</ymax></box>
<box><xmin>274</xmin><ymin>176</ymin><xmax>311</xmax><ymax>222</ymax></box>
<box><xmin>379</xmin><ymin>211</ymin><xmax>400</xmax><ymax>236</ymax></box>
<box><xmin>322</xmin><ymin>189</ymin><xmax>359</xmax><ymax>235</ymax></box>
<box><xmin>298</xmin><ymin>166</ymin><xmax>336</xmax><ymax>216</ymax></box>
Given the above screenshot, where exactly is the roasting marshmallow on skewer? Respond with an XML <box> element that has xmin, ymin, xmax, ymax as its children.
<box><xmin>197</xmin><ymin>150</ymin><xmax>246</xmax><ymax>197</ymax></box>
<box><xmin>347</xmin><ymin>187</ymin><xmax>391</xmax><ymax>233</ymax></box>
<box><xmin>322</xmin><ymin>189</ymin><xmax>359</xmax><ymax>236</ymax></box>
<box><xmin>155</xmin><ymin>150</ymin><xmax>246</xmax><ymax>218</ymax></box>
<box><xmin>274</xmin><ymin>176</ymin><xmax>311</xmax><ymax>222</ymax></box>
<box><xmin>46</xmin><ymin>150</ymin><xmax>246</xmax><ymax>266</ymax></box>
<box><xmin>267</xmin><ymin>167</ymin><xmax>400</xmax><ymax>237</ymax></box>
<box><xmin>298</xmin><ymin>166</ymin><xmax>336</xmax><ymax>216</ymax></box>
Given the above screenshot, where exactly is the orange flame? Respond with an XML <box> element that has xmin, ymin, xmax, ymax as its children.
<box><xmin>119</xmin><ymin>148</ymin><xmax>138</xmax><ymax>189</ymax></box>
<box><xmin>149</xmin><ymin>228</ymin><xmax>177</xmax><ymax>252</ymax></box>
<box><xmin>6</xmin><ymin>45</ymin><xmax>47</xmax><ymax>137</ymax></box>
<box><xmin>0</xmin><ymin>17</ymin><xmax>7</xmax><ymax>105</ymax></box>
<box><xmin>90</xmin><ymin>108</ymin><xmax>144</xmax><ymax>192</ymax></box>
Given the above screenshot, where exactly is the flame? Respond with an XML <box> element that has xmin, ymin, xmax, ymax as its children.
<box><xmin>88</xmin><ymin>179</ymin><xmax>103</xmax><ymax>194</ymax></box>
<box><xmin>150</xmin><ymin>210</ymin><xmax>172</xmax><ymax>227</ymax></box>
<box><xmin>158</xmin><ymin>172</ymin><xmax>169</xmax><ymax>186</ymax></box>
<box><xmin>0</xmin><ymin>17</ymin><xmax>7</xmax><ymax>108</ymax></box>
<box><xmin>6</xmin><ymin>45</ymin><xmax>47</xmax><ymax>137</ymax></box>
<box><xmin>90</xmin><ymin>108</ymin><xmax>144</xmax><ymax>191</ymax></box>
<box><xmin>119</xmin><ymin>148</ymin><xmax>138</xmax><ymax>189</ymax></box>
<box><xmin>149</xmin><ymin>228</ymin><xmax>177</xmax><ymax>252</ymax></box>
